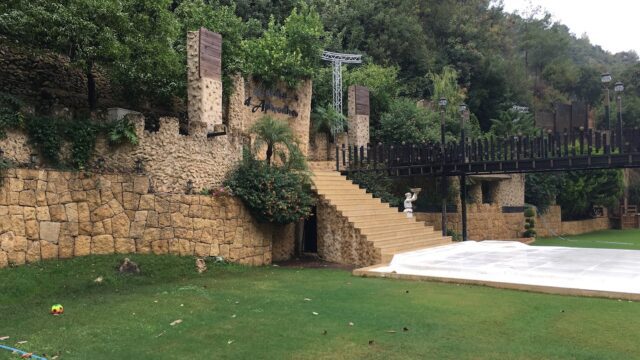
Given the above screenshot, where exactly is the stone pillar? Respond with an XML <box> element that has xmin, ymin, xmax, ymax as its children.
<box><xmin>347</xmin><ymin>85</ymin><xmax>370</xmax><ymax>147</ymax></box>
<box><xmin>187</xmin><ymin>28</ymin><xmax>223</xmax><ymax>134</ymax></box>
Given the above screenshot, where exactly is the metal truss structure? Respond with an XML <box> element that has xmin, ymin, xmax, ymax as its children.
<box><xmin>321</xmin><ymin>51</ymin><xmax>362</xmax><ymax>134</ymax></box>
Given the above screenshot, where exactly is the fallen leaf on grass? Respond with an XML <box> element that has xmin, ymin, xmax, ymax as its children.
<box><xmin>170</xmin><ymin>319</ymin><xmax>183</xmax><ymax>326</ymax></box>
<box><xmin>94</xmin><ymin>276</ymin><xmax>103</xmax><ymax>284</ymax></box>
<box><xmin>303</xmin><ymin>298</ymin><xmax>312</xmax><ymax>302</ymax></box>
<box><xmin>312</xmin><ymin>312</ymin><xmax>319</xmax><ymax>316</ymax></box>
<box><xmin>156</xmin><ymin>331</ymin><xmax>166</xmax><ymax>338</ymax></box>
<box><xmin>227</xmin><ymin>340</ymin><xmax>234</xmax><ymax>345</ymax></box>
<box><xmin>386</xmin><ymin>330</ymin><xmax>397</xmax><ymax>333</ymax></box>
<box><xmin>0</xmin><ymin>336</ymin><xmax>9</xmax><ymax>341</ymax></box>
<box><xmin>348</xmin><ymin>322</ymin><xmax>354</xmax><ymax>326</ymax></box>
<box><xmin>52</xmin><ymin>356</ymin><xmax>59</xmax><ymax>360</ymax></box>
<box><xmin>231</xmin><ymin>314</ymin><xmax>236</xmax><ymax>318</ymax></box>
<box><xmin>17</xmin><ymin>341</ymin><xmax>27</xmax><ymax>345</ymax></box>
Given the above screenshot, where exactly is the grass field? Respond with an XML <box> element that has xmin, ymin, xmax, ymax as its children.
<box><xmin>1</xmin><ymin>254</ymin><xmax>640</xmax><ymax>359</ymax></box>
<box><xmin>533</xmin><ymin>229</ymin><xmax>640</xmax><ymax>250</ymax></box>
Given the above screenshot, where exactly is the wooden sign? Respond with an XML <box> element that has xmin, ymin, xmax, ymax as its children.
<box><xmin>354</xmin><ymin>86</ymin><xmax>370</xmax><ymax>116</ymax></box>
<box><xmin>199</xmin><ymin>28</ymin><xmax>222</xmax><ymax>80</ymax></box>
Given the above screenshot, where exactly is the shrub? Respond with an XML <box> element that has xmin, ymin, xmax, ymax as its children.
<box><xmin>348</xmin><ymin>170</ymin><xmax>402</xmax><ymax>208</ymax></box>
<box><xmin>225</xmin><ymin>154</ymin><xmax>314</xmax><ymax>224</ymax></box>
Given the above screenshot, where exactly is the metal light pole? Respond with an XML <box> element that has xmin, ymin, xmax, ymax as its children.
<box><xmin>601</xmin><ymin>73</ymin><xmax>612</xmax><ymax>130</ymax></box>
<box><xmin>439</xmin><ymin>97</ymin><xmax>448</xmax><ymax>237</ymax></box>
<box><xmin>459</xmin><ymin>103</ymin><xmax>468</xmax><ymax>241</ymax></box>
<box><xmin>614</xmin><ymin>81</ymin><xmax>624</xmax><ymax>149</ymax></box>
<box><xmin>614</xmin><ymin>81</ymin><xmax>627</xmax><ymax>213</ymax></box>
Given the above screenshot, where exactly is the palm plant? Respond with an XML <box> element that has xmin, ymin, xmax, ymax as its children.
<box><xmin>311</xmin><ymin>105</ymin><xmax>348</xmax><ymax>142</ymax></box>
<box><xmin>250</xmin><ymin>115</ymin><xmax>304</xmax><ymax>169</ymax></box>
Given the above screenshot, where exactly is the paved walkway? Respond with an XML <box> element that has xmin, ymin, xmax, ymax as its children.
<box><xmin>360</xmin><ymin>241</ymin><xmax>640</xmax><ymax>299</ymax></box>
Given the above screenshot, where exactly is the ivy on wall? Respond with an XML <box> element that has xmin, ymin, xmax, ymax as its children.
<box><xmin>0</xmin><ymin>95</ymin><xmax>138</xmax><ymax>170</ymax></box>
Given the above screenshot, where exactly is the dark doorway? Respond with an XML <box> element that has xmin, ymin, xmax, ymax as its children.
<box><xmin>303</xmin><ymin>206</ymin><xmax>317</xmax><ymax>253</ymax></box>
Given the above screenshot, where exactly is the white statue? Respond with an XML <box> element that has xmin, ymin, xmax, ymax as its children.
<box><xmin>403</xmin><ymin>188</ymin><xmax>421</xmax><ymax>218</ymax></box>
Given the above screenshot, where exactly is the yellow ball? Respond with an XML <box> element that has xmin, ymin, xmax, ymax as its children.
<box><xmin>50</xmin><ymin>304</ymin><xmax>64</xmax><ymax>315</ymax></box>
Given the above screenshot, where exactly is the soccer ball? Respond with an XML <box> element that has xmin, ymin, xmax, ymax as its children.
<box><xmin>50</xmin><ymin>304</ymin><xmax>64</xmax><ymax>315</ymax></box>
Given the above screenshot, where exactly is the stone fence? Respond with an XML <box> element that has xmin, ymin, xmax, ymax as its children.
<box><xmin>536</xmin><ymin>205</ymin><xmax>611</xmax><ymax>237</ymax></box>
<box><xmin>0</xmin><ymin>169</ymin><xmax>293</xmax><ymax>268</ymax></box>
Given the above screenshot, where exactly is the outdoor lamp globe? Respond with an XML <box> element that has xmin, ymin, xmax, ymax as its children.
<box><xmin>438</xmin><ymin>97</ymin><xmax>448</xmax><ymax>108</ymax></box>
<box><xmin>601</xmin><ymin>73</ymin><xmax>612</xmax><ymax>85</ymax></box>
<box><xmin>614</xmin><ymin>81</ymin><xmax>624</xmax><ymax>93</ymax></box>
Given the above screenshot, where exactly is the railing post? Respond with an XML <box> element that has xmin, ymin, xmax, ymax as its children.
<box><xmin>335</xmin><ymin>145</ymin><xmax>339</xmax><ymax>171</ymax></box>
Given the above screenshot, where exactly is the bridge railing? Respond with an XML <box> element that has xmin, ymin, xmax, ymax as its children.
<box><xmin>336</xmin><ymin>128</ymin><xmax>640</xmax><ymax>175</ymax></box>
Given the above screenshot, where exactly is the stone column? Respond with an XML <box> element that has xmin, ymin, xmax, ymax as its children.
<box><xmin>347</xmin><ymin>85</ymin><xmax>370</xmax><ymax>147</ymax></box>
<box><xmin>187</xmin><ymin>28</ymin><xmax>223</xmax><ymax>134</ymax></box>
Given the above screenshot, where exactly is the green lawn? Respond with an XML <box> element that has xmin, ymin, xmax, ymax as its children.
<box><xmin>533</xmin><ymin>229</ymin><xmax>640</xmax><ymax>250</ymax></box>
<box><xmin>1</xmin><ymin>255</ymin><xmax>640</xmax><ymax>360</ymax></box>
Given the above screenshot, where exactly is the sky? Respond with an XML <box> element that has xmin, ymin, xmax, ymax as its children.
<box><xmin>500</xmin><ymin>0</ymin><xmax>640</xmax><ymax>55</ymax></box>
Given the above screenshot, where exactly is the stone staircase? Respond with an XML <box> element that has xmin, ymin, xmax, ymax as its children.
<box><xmin>309</xmin><ymin>162</ymin><xmax>452</xmax><ymax>264</ymax></box>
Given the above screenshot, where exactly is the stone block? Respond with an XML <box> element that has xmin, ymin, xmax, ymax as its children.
<box><xmin>36</xmin><ymin>206</ymin><xmax>51</xmax><ymax>221</ymax></box>
<box><xmin>65</xmin><ymin>203</ymin><xmax>79</xmax><ymax>223</ymax></box>
<box><xmin>75</xmin><ymin>235</ymin><xmax>91</xmax><ymax>256</ymax></box>
<box><xmin>133</xmin><ymin>176</ymin><xmax>148</xmax><ymax>194</ymax></box>
<box><xmin>147</xmin><ymin>211</ymin><xmax>159</xmax><ymax>227</ymax></box>
<box><xmin>59</xmin><ymin>191</ymin><xmax>73</xmax><ymax>204</ymax></box>
<box><xmin>139</xmin><ymin>194</ymin><xmax>155</xmax><ymax>210</ymax></box>
<box><xmin>152</xmin><ymin>240</ymin><xmax>169</xmax><ymax>255</ymax></box>
<box><xmin>45</xmin><ymin>191</ymin><xmax>60</xmax><ymax>205</ymax></box>
<box><xmin>0</xmin><ymin>231</ymin><xmax>15</xmax><ymax>252</ymax></box>
<box><xmin>114</xmin><ymin>238</ymin><xmax>136</xmax><ymax>254</ymax></box>
<box><xmin>40</xmin><ymin>241</ymin><xmax>58</xmax><ymax>260</ymax></box>
<box><xmin>8</xmin><ymin>191</ymin><xmax>20</xmax><ymax>205</ymax></box>
<box><xmin>40</xmin><ymin>221</ymin><xmax>61</xmax><ymax>243</ymax></box>
<box><xmin>112</xmin><ymin>212</ymin><xmax>131</xmax><ymax>238</ymax></box>
<box><xmin>9</xmin><ymin>205</ymin><xmax>22</xmax><ymax>215</ymax></box>
<box><xmin>92</xmin><ymin>204</ymin><xmax>114</xmax><ymax>222</ymax></box>
<box><xmin>92</xmin><ymin>221</ymin><xmax>105</xmax><ymax>236</ymax></box>
<box><xmin>8</xmin><ymin>251</ymin><xmax>26</xmax><ymax>265</ymax></box>
<box><xmin>26</xmin><ymin>241</ymin><xmax>41</xmax><ymax>263</ymax></box>
<box><xmin>79</xmin><ymin>222</ymin><xmax>92</xmax><ymax>235</ymax></box>
<box><xmin>58</xmin><ymin>235</ymin><xmax>74</xmax><ymax>258</ymax></box>
<box><xmin>71</xmin><ymin>191</ymin><xmax>87</xmax><ymax>202</ymax></box>
<box><xmin>23</xmin><ymin>207</ymin><xmax>36</xmax><ymax>220</ymax></box>
<box><xmin>92</xmin><ymin>235</ymin><xmax>115</xmax><ymax>255</ymax></box>
<box><xmin>135</xmin><ymin>237</ymin><xmax>152</xmax><ymax>254</ymax></box>
<box><xmin>0</xmin><ymin>251</ymin><xmax>7</xmax><ymax>268</ymax></box>
<box><xmin>103</xmin><ymin>219</ymin><xmax>113</xmax><ymax>235</ymax></box>
<box><xmin>11</xmin><ymin>215</ymin><xmax>25</xmax><ymax>236</ymax></box>
<box><xmin>178</xmin><ymin>239</ymin><xmax>193</xmax><ymax>256</ymax></box>
<box><xmin>25</xmin><ymin>220</ymin><xmax>39</xmax><ymax>240</ymax></box>
<box><xmin>129</xmin><ymin>221</ymin><xmax>146</xmax><ymax>239</ymax></box>
<box><xmin>49</xmin><ymin>205</ymin><xmax>67</xmax><ymax>222</ymax></box>
<box><xmin>195</xmin><ymin>243</ymin><xmax>210</xmax><ymax>257</ymax></box>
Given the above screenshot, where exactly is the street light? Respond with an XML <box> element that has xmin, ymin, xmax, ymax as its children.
<box><xmin>458</xmin><ymin>103</ymin><xmax>469</xmax><ymax>242</ymax></box>
<box><xmin>614</xmin><ymin>81</ymin><xmax>624</xmax><ymax>149</ymax></box>
<box><xmin>438</xmin><ymin>97</ymin><xmax>448</xmax><ymax>236</ymax></box>
<box><xmin>602</xmin><ymin>72</ymin><xmax>612</xmax><ymax>130</ymax></box>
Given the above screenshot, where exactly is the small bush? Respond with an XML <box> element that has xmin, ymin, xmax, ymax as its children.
<box><xmin>225</xmin><ymin>154</ymin><xmax>314</xmax><ymax>224</ymax></box>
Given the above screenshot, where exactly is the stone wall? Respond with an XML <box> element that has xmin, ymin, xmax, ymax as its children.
<box><xmin>1</xmin><ymin>116</ymin><xmax>244</xmax><ymax>194</ymax></box>
<box><xmin>316</xmin><ymin>198</ymin><xmax>380</xmax><ymax>266</ymax></box>
<box><xmin>229</xmin><ymin>76</ymin><xmax>312</xmax><ymax>156</ymax></box>
<box><xmin>416</xmin><ymin>203</ymin><xmax>525</xmax><ymax>240</ymax></box>
<box><xmin>347</xmin><ymin>86</ymin><xmax>370</xmax><ymax>148</ymax></box>
<box><xmin>536</xmin><ymin>205</ymin><xmax>611</xmax><ymax>237</ymax></box>
<box><xmin>309</xmin><ymin>133</ymin><xmax>330</xmax><ymax>162</ymax></box>
<box><xmin>0</xmin><ymin>169</ymin><xmax>276</xmax><ymax>268</ymax></box>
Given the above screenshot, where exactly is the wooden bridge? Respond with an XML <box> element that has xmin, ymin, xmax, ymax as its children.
<box><xmin>335</xmin><ymin>127</ymin><xmax>640</xmax><ymax>240</ymax></box>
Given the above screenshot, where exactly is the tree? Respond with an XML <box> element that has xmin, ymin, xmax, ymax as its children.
<box><xmin>1</xmin><ymin>0</ymin><xmax>131</xmax><ymax>109</ymax></box>
<box><xmin>243</xmin><ymin>5</ymin><xmax>325</xmax><ymax>88</ymax></box>
<box><xmin>250</xmin><ymin>116</ymin><xmax>302</xmax><ymax>168</ymax></box>
<box><xmin>488</xmin><ymin>109</ymin><xmax>536</xmax><ymax>137</ymax></box>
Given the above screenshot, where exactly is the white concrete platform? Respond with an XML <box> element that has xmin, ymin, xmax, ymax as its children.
<box><xmin>355</xmin><ymin>241</ymin><xmax>640</xmax><ymax>300</ymax></box>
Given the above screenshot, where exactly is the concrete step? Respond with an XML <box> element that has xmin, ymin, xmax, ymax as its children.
<box><xmin>363</xmin><ymin>226</ymin><xmax>435</xmax><ymax>239</ymax></box>
<box><xmin>385</xmin><ymin>237</ymin><xmax>452</xmax><ymax>252</ymax></box>
<box><xmin>350</xmin><ymin>218</ymin><xmax>418</xmax><ymax>229</ymax></box>
<box><xmin>357</xmin><ymin>222</ymin><xmax>431</xmax><ymax>235</ymax></box>
<box><xmin>337</xmin><ymin>208</ymin><xmax>403</xmax><ymax>217</ymax></box>
<box><xmin>372</xmin><ymin>233</ymin><xmax>446</xmax><ymax>247</ymax></box>
<box><xmin>367</xmin><ymin>231</ymin><xmax>441</xmax><ymax>243</ymax></box>
<box><xmin>322</xmin><ymin>198</ymin><xmax>384</xmax><ymax>206</ymax></box>
<box><xmin>333</xmin><ymin>203</ymin><xmax>394</xmax><ymax>211</ymax></box>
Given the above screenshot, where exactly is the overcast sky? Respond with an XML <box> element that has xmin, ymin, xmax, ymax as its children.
<box><xmin>500</xmin><ymin>0</ymin><xmax>640</xmax><ymax>55</ymax></box>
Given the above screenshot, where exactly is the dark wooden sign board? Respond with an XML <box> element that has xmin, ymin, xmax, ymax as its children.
<box><xmin>354</xmin><ymin>85</ymin><xmax>370</xmax><ymax>116</ymax></box>
<box><xmin>199</xmin><ymin>28</ymin><xmax>222</xmax><ymax>80</ymax></box>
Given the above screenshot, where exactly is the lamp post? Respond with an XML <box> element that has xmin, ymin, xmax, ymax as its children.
<box><xmin>601</xmin><ymin>73</ymin><xmax>612</xmax><ymax>130</ymax></box>
<box><xmin>458</xmin><ymin>103</ymin><xmax>468</xmax><ymax>241</ymax></box>
<box><xmin>439</xmin><ymin>97</ymin><xmax>448</xmax><ymax>237</ymax></box>
<box><xmin>614</xmin><ymin>81</ymin><xmax>624</xmax><ymax>150</ymax></box>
